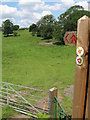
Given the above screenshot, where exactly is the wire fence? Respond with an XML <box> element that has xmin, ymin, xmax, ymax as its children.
<box><xmin>0</xmin><ymin>82</ymin><xmax>49</xmax><ymax>118</ymax></box>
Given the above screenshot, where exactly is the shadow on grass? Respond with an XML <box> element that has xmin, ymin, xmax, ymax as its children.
<box><xmin>53</xmin><ymin>41</ymin><xmax>64</xmax><ymax>46</ymax></box>
<box><xmin>4</xmin><ymin>34</ymin><xmax>20</xmax><ymax>37</ymax></box>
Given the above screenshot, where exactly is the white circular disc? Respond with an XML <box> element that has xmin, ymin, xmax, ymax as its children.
<box><xmin>76</xmin><ymin>56</ymin><xmax>83</xmax><ymax>66</ymax></box>
<box><xmin>76</xmin><ymin>47</ymin><xmax>84</xmax><ymax>56</ymax></box>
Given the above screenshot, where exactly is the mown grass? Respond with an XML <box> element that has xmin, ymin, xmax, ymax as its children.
<box><xmin>2</xmin><ymin>30</ymin><xmax>76</xmax><ymax>117</ymax></box>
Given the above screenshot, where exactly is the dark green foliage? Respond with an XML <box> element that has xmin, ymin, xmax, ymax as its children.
<box><xmin>37</xmin><ymin>28</ymin><xmax>41</xmax><ymax>37</ymax></box>
<box><xmin>53</xmin><ymin>5</ymin><xmax>90</xmax><ymax>44</ymax></box>
<box><xmin>36</xmin><ymin>15</ymin><xmax>55</xmax><ymax>39</ymax></box>
<box><xmin>35</xmin><ymin>6</ymin><xmax>90</xmax><ymax>43</ymax></box>
<box><xmin>53</xmin><ymin>22</ymin><xmax>65</xmax><ymax>44</ymax></box>
<box><xmin>41</xmin><ymin>24</ymin><xmax>53</xmax><ymax>39</ymax></box>
<box><xmin>63</xmin><ymin>10</ymin><xmax>90</xmax><ymax>31</ymax></box>
<box><xmin>2</xmin><ymin>19</ymin><xmax>13</xmax><ymax>37</ymax></box>
<box><xmin>58</xmin><ymin>5</ymin><xmax>90</xmax><ymax>32</ymax></box>
<box><xmin>13</xmin><ymin>25</ymin><xmax>19</xmax><ymax>31</ymax></box>
<box><xmin>29</xmin><ymin>24</ymin><xmax>37</xmax><ymax>32</ymax></box>
<box><xmin>37</xmin><ymin>14</ymin><xmax>56</xmax><ymax>26</ymax></box>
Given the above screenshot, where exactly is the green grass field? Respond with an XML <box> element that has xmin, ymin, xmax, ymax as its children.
<box><xmin>2</xmin><ymin>30</ymin><xmax>76</xmax><ymax>117</ymax></box>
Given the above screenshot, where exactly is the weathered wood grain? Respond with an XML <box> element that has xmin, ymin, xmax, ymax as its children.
<box><xmin>72</xmin><ymin>16</ymin><xmax>89</xmax><ymax>118</ymax></box>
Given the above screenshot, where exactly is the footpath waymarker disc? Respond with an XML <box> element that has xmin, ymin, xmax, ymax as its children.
<box><xmin>76</xmin><ymin>47</ymin><xmax>84</xmax><ymax>56</ymax></box>
<box><xmin>76</xmin><ymin>56</ymin><xmax>83</xmax><ymax>66</ymax></box>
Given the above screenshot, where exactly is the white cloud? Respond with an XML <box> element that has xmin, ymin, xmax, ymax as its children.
<box><xmin>41</xmin><ymin>11</ymin><xmax>52</xmax><ymax>16</ymax></box>
<box><xmin>19</xmin><ymin>0</ymin><xmax>44</xmax><ymax>11</ymax></box>
<box><xmin>18</xmin><ymin>10</ymin><xmax>52</xmax><ymax>27</ymax></box>
<box><xmin>61</xmin><ymin>0</ymin><xmax>74</xmax><ymax>6</ymax></box>
<box><xmin>19</xmin><ymin>0</ymin><xmax>42</xmax><ymax>4</ymax></box>
<box><xmin>0</xmin><ymin>5</ymin><xmax>18</xmax><ymax>18</ymax></box>
<box><xmin>1</xmin><ymin>0</ymin><xmax>89</xmax><ymax>28</ymax></box>
<box><xmin>39</xmin><ymin>3</ymin><xmax>62</xmax><ymax>11</ymax></box>
<box><xmin>75</xmin><ymin>1</ymin><xmax>88</xmax><ymax>10</ymax></box>
<box><xmin>19</xmin><ymin>0</ymin><xmax>63</xmax><ymax>11</ymax></box>
<box><xmin>33</xmin><ymin>10</ymin><xmax>52</xmax><ymax>19</ymax></box>
<box><xmin>17</xmin><ymin>0</ymin><xmax>75</xmax><ymax>27</ymax></box>
<box><xmin>17</xmin><ymin>19</ymin><xmax>31</xmax><ymax>28</ymax></box>
<box><xmin>0</xmin><ymin>5</ymin><xmax>18</xmax><ymax>26</ymax></box>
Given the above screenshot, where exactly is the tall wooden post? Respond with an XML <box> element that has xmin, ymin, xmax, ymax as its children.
<box><xmin>88</xmin><ymin>18</ymin><xmax>90</xmax><ymax>120</ymax></box>
<box><xmin>49</xmin><ymin>88</ymin><xmax>58</xmax><ymax>119</ymax></box>
<box><xmin>72</xmin><ymin>16</ymin><xmax>89</xmax><ymax>118</ymax></box>
<box><xmin>88</xmin><ymin>65</ymin><xmax>90</xmax><ymax>120</ymax></box>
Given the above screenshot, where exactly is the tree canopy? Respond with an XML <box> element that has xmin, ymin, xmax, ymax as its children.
<box><xmin>29</xmin><ymin>24</ymin><xmax>37</xmax><ymax>36</ymax></box>
<box><xmin>58</xmin><ymin>5</ymin><xmax>90</xmax><ymax>31</ymax></box>
<box><xmin>13</xmin><ymin>25</ymin><xmax>19</xmax><ymax>31</ymax></box>
<box><xmin>29</xmin><ymin>6</ymin><xmax>90</xmax><ymax>44</ymax></box>
<box><xmin>53</xmin><ymin>5</ymin><xmax>90</xmax><ymax>43</ymax></box>
<box><xmin>2</xmin><ymin>19</ymin><xmax>13</xmax><ymax>36</ymax></box>
<box><xmin>37</xmin><ymin>14</ymin><xmax>56</xmax><ymax>27</ymax></box>
<box><xmin>37</xmin><ymin>15</ymin><xmax>55</xmax><ymax>39</ymax></box>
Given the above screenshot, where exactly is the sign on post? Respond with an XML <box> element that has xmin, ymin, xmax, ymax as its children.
<box><xmin>64</xmin><ymin>31</ymin><xmax>76</xmax><ymax>45</ymax></box>
<box><xmin>72</xmin><ymin>15</ymin><xmax>90</xmax><ymax>119</ymax></box>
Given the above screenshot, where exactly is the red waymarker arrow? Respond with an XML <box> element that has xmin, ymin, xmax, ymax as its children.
<box><xmin>71</xmin><ymin>34</ymin><xmax>76</xmax><ymax>44</ymax></box>
<box><xmin>65</xmin><ymin>33</ymin><xmax>69</xmax><ymax>42</ymax></box>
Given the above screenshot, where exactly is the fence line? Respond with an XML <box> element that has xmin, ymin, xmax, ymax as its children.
<box><xmin>3</xmin><ymin>82</ymin><xmax>44</xmax><ymax>92</ymax></box>
<box><xmin>0</xmin><ymin>82</ymin><xmax>49</xmax><ymax>118</ymax></box>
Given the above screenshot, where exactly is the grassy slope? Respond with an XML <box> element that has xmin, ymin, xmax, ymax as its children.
<box><xmin>2</xmin><ymin>30</ymin><xmax>76</xmax><ymax>116</ymax></box>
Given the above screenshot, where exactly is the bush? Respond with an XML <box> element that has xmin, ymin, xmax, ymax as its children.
<box><xmin>41</xmin><ymin>25</ymin><xmax>53</xmax><ymax>40</ymax></box>
<box><xmin>37</xmin><ymin>29</ymin><xmax>41</xmax><ymax>37</ymax></box>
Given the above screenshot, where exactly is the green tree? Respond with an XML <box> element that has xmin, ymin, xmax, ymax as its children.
<box><xmin>37</xmin><ymin>15</ymin><xmax>56</xmax><ymax>26</ymax></box>
<box><xmin>13</xmin><ymin>25</ymin><xmax>19</xmax><ymax>31</ymax></box>
<box><xmin>37</xmin><ymin>15</ymin><xmax>56</xmax><ymax>39</ymax></box>
<box><xmin>2</xmin><ymin>19</ymin><xmax>13</xmax><ymax>37</ymax></box>
<box><xmin>42</xmin><ymin>24</ymin><xmax>53</xmax><ymax>39</ymax></box>
<box><xmin>53</xmin><ymin>5</ymin><xmax>90</xmax><ymax>44</ymax></box>
<box><xmin>29</xmin><ymin>24</ymin><xmax>37</xmax><ymax>36</ymax></box>
<box><xmin>58</xmin><ymin>5</ymin><xmax>90</xmax><ymax>31</ymax></box>
<box><xmin>53</xmin><ymin>22</ymin><xmax>64</xmax><ymax>44</ymax></box>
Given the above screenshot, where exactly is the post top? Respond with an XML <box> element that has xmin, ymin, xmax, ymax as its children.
<box><xmin>79</xmin><ymin>15</ymin><xmax>88</xmax><ymax>21</ymax></box>
<box><xmin>50</xmin><ymin>87</ymin><xmax>57</xmax><ymax>92</ymax></box>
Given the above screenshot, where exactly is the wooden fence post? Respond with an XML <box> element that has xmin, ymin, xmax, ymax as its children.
<box><xmin>86</xmin><ymin>19</ymin><xmax>90</xmax><ymax>119</ymax></box>
<box><xmin>49</xmin><ymin>88</ymin><xmax>58</xmax><ymax>119</ymax></box>
<box><xmin>72</xmin><ymin>15</ymin><xmax>89</xmax><ymax>118</ymax></box>
<box><xmin>87</xmin><ymin>18</ymin><xmax>90</xmax><ymax>120</ymax></box>
<box><xmin>88</xmin><ymin>65</ymin><xmax>90</xmax><ymax>120</ymax></box>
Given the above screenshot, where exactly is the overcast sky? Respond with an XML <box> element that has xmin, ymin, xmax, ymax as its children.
<box><xmin>0</xmin><ymin>0</ymin><xmax>89</xmax><ymax>28</ymax></box>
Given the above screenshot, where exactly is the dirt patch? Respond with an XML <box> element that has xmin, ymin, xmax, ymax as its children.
<box><xmin>35</xmin><ymin>91</ymin><xmax>62</xmax><ymax>111</ymax></box>
<box><xmin>64</xmin><ymin>85</ymin><xmax>74</xmax><ymax>99</ymax></box>
<box><xmin>39</xmin><ymin>41</ymin><xmax>62</xmax><ymax>46</ymax></box>
<box><xmin>8</xmin><ymin>90</ymin><xmax>62</xmax><ymax>118</ymax></box>
<box><xmin>10</xmin><ymin>113</ymin><xmax>30</xmax><ymax>119</ymax></box>
<box><xmin>9</xmin><ymin>89</ymin><xmax>32</xmax><ymax>102</ymax></box>
<box><xmin>39</xmin><ymin>42</ymin><xmax>54</xmax><ymax>46</ymax></box>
